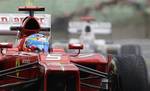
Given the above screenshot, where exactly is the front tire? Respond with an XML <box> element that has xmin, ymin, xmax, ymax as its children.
<box><xmin>119</xmin><ymin>44</ymin><xmax>141</xmax><ymax>56</ymax></box>
<box><xmin>113</xmin><ymin>55</ymin><xmax>148</xmax><ymax>91</ymax></box>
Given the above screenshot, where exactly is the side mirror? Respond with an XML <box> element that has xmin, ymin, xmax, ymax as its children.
<box><xmin>0</xmin><ymin>42</ymin><xmax>13</xmax><ymax>48</ymax></box>
<box><xmin>68</xmin><ymin>43</ymin><xmax>83</xmax><ymax>50</ymax></box>
<box><xmin>0</xmin><ymin>42</ymin><xmax>13</xmax><ymax>55</ymax></box>
<box><xmin>68</xmin><ymin>44</ymin><xmax>83</xmax><ymax>57</ymax></box>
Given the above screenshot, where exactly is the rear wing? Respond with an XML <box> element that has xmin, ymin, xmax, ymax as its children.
<box><xmin>18</xmin><ymin>6</ymin><xmax>45</xmax><ymax>16</ymax></box>
<box><xmin>18</xmin><ymin>6</ymin><xmax>45</xmax><ymax>11</ymax></box>
<box><xmin>68</xmin><ymin>21</ymin><xmax>112</xmax><ymax>34</ymax></box>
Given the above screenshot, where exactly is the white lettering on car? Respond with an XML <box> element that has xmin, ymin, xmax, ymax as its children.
<box><xmin>46</xmin><ymin>54</ymin><xmax>62</xmax><ymax>61</ymax></box>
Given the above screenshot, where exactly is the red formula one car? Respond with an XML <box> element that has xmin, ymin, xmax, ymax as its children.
<box><xmin>0</xmin><ymin>6</ymin><xmax>149</xmax><ymax>91</ymax></box>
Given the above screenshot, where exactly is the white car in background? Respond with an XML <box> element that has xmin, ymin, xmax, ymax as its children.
<box><xmin>68</xmin><ymin>21</ymin><xmax>121</xmax><ymax>55</ymax></box>
<box><xmin>68</xmin><ymin>21</ymin><xmax>141</xmax><ymax>56</ymax></box>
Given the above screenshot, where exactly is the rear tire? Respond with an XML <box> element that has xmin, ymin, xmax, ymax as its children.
<box><xmin>114</xmin><ymin>55</ymin><xmax>148</xmax><ymax>91</ymax></box>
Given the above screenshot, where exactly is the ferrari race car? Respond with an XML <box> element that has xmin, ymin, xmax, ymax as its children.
<box><xmin>0</xmin><ymin>6</ymin><xmax>149</xmax><ymax>91</ymax></box>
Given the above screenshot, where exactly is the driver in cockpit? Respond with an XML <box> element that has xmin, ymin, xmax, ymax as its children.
<box><xmin>23</xmin><ymin>33</ymin><xmax>51</xmax><ymax>53</ymax></box>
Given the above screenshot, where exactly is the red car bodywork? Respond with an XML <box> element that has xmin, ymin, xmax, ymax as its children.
<box><xmin>0</xmin><ymin>6</ymin><xmax>109</xmax><ymax>91</ymax></box>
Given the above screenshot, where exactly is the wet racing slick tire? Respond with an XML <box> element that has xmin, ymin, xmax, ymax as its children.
<box><xmin>113</xmin><ymin>55</ymin><xmax>148</xmax><ymax>91</ymax></box>
<box><xmin>119</xmin><ymin>44</ymin><xmax>141</xmax><ymax>56</ymax></box>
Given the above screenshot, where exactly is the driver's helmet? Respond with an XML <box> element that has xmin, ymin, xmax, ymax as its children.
<box><xmin>24</xmin><ymin>33</ymin><xmax>50</xmax><ymax>52</ymax></box>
